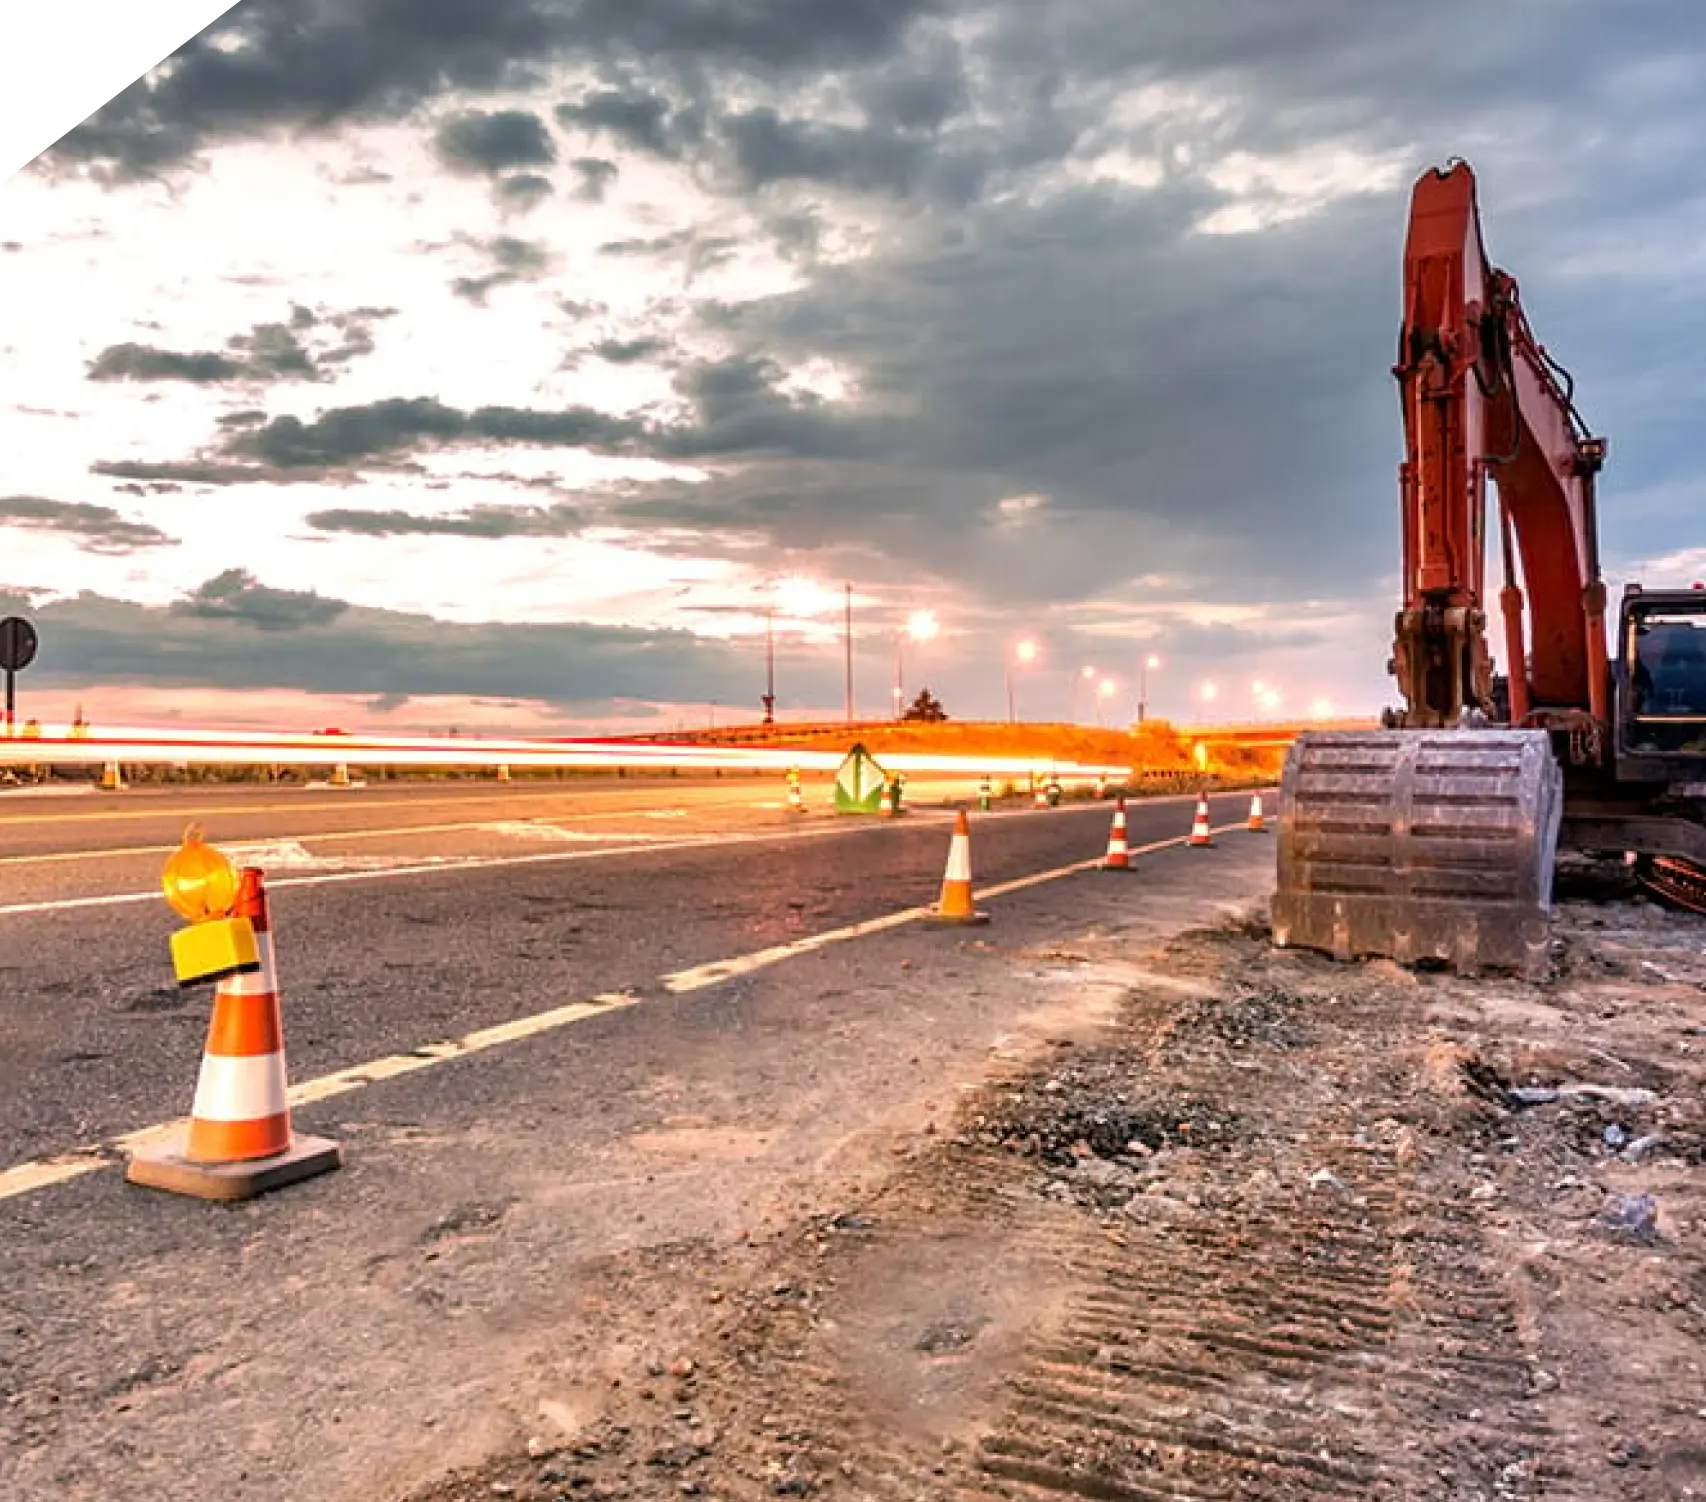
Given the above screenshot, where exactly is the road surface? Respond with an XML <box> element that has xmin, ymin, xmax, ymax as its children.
<box><xmin>1</xmin><ymin>778</ymin><xmax>1278</xmax><ymax>1502</ymax></box>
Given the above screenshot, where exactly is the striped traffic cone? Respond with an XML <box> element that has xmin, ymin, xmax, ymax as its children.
<box><xmin>787</xmin><ymin>775</ymin><xmax>804</xmax><ymax>814</ymax></box>
<box><xmin>923</xmin><ymin>810</ymin><xmax>989</xmax><ymax>926</ymax></box>
<box><xmin>496</xmin><ymin>762</ymin><xmax>512</xmax><ymax>783</ymax></box>
<box><xmin>127</xmin><ymin>868</ymin><xmax>342</xmax><ymax>1201</ymax></box>
<box><xmin>1248</xmin><ymin>792</ymin><xmax>1266</xmax><ymax>832</ymax></box>
<box><xmin>1102</xmin><ymin>796</ymin><xmax>1133</xmax><ymax>871</ymax></box>
<box><xmin>98</xmin><ymin>760</ymin><xmax>125</xmax><ymax>791</ymax></box>
<box><xmin>329</xmin><ymin>762</ymin><xmax>352</xmax><ymax>788</ymax></box>
<box><xmin>1188</xmin><ymin>795</ymin><xmax>1215</xmax><ymax>848</ymax></box>
<box><xmin>1033</xmin><ymin>782</ymin><xmax>1048</xmax><ymax>809</ymax></box>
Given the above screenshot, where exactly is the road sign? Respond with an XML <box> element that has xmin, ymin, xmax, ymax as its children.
<box><xmin>833</xmin><ymin>743</ymin><xmax>889</xmax><ymax>814</ymax></box>
<box><xmin>0</xmin><ymin>616</ymin><xmax>38</xmax><ymax>736</ymax></box>
<box><xmin>0</xmin><ymin>616</ymin><xmax>36</xmax><ymax>672</ymax></box>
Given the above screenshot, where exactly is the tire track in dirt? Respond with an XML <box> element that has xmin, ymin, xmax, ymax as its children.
<box><xmin>419</xmin><ymin>910</ymin><xmax>1702</xmax><ymax>1502</ymax></box>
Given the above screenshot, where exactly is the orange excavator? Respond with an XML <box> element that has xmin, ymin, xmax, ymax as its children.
<box><xmin>1273</xmin><ymin>159</ymin><xmax>1706</xmax><ymax>976</ymax></box>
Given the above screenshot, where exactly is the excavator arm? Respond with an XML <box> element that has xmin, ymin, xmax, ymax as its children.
<box><xmin>1390</xmin><ymin>161</ymin><xmax>1610</xmax><ymax>743</ymax></box>
<box><xmin>1273</xmin><ymin>159</ymin><xmax>1706</xmax><ymax>975</ymax></box>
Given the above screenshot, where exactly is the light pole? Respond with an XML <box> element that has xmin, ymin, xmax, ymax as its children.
<box><xmin>1072</xmin><ymin>664</ymin><xmax>1097</xmax><ymax>723</ymax></box>
<box><xmin>1007</xmin><ymin>639</ymin><xmax>1038</xmax><ymax>722</ymax></box>
<box><xmin>895</xmin><ymin>609</ymin><xmax>939</xmax><ymax>718</ymax></box>
<box><xmin>1097</xmin><ymin>676</ymin><xmax>1118</xmax><ymax>728</ymax></box>
<box><xmin>1137</xmin><ymin>653</ymin><xmax>1161</xmax><ymax>723</ymax></box>
<box><xmin>843</xmin><ymin>582</ymin><xmax>854</xmax><ymax>722</ymax></box>
<box><xmin>762</xmin><ymin>605</ymin><xmax>776</xmax><ymax>724</ymax></box>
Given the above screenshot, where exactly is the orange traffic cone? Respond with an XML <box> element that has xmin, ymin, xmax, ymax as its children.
<box><xmin>1033</xmin><ymin>783</ymin><xmax>1048</xmax><ymax>809</ymax></box>
<box><xmin>98</xmin><ymin>760</ymin><xmax>125</xmax><ymax>791</ymax></box>
<box><xmin>1188</xmin><ymin>795</ymin><xmax>1215</xmax><ymax>848</ymax></box>
<box><xmin>787</xmin><ymin>777</ymin><xmax>804</xmax><ymax>814</ymax></box>
<box><xmin>329</xmin><ymin>762</ymin><xmax>352</xmax><ymax>788</ymax></box>
<box><xmin>127</xmin><ymin>868</ymin><xmax>342</xmax><ymax>1200</ymax></box>
<box><xmin>924</xmin><ymin>809</ymin><xmax>989</xmax><ymax>926</ymax></box>
<box><xmin>1248</xmin><ymin>792</ymin><xmax>1266</xmax><ymax>832</ymax></box>
<box><xmin>496</xmin><ymin>762</ymin><xmax>512</xmax><ymax>783</ymax></box>
<box><xmin>1102</xmin><ymin>796</ymin><xmax>1134</xmax><ymax>871</ymax></box>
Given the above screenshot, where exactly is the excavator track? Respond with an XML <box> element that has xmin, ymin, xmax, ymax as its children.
<box><xmin>1272</xmin><ymin>728</ymin><xmax>1563</xmax><ymax>978</ymax></box>
<box><xmin>1635</xmin><ymin>855</ymin><xmax>1706</xmax><ymax>915</ymax></box>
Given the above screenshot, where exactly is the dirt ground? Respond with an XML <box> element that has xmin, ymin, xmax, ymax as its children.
<box><xmin>414</xmin><ymin>864</ymin><xmax>1706</xmax><ymax>1502</ymax></box>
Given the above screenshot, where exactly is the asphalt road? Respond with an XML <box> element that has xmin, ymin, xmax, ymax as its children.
<box><xmin>0</xmin><ymin>777</ymin><xmax>1277</xmax><ymax>1502</ymax></box>
<box><xmin>0</xmin><ymin>779</ymin><xmax>1258</xmax><ymax>1167</ymax></box>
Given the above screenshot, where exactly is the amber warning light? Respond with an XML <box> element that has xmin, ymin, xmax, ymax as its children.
<box><xmin>163</xmin><ymin>824</ymin><xmax>260</xmax><ymax>987</ymax></box>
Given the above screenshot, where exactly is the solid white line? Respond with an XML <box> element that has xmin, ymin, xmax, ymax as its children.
<box><xmin>0</xmin><ymin>809</ymin><xmax>1258</xmax><ymax>1202</ymax></box>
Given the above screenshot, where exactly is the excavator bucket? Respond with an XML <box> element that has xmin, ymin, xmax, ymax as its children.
<box><xmin>1271</xmin><ymin>729</ymin><xmax>1563</xmax><ymax>978</ymax></box>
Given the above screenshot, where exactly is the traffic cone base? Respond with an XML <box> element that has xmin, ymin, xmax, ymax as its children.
<box><xmin>125</xmin><ymin>1132</ymin><xmax>342</xmax><ymax>1203</ymax></box>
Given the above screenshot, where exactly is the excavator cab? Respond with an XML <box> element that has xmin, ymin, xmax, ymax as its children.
<box><xmin>1616</xmin><ymin>586</ymin><xmax>1706</xmax><ymax>769</ymax></box>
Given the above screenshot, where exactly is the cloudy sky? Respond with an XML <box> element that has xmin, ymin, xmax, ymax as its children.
<box><xmin>1</xmin><ymin>0</ymin><xmax>1703</xmax><ymax>734</ymax></box>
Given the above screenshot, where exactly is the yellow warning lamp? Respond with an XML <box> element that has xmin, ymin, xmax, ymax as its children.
<box><xmin>163</xmin><ymin>824</ymin><xmax>260</xmax><ymax>987</ymax></box>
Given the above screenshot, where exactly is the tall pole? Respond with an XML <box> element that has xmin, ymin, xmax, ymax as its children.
<box><xmin>1005</xmin><ymin>661</ymin><xmax>1015</xmax><ymax>723</ymax></box>
<box><xmin>894</xmin><ymin>632</ymin><xmax>904</xmax><ymax>721</ymax></box>
<box><xmin>843</xmin><ymin>583</ymin><xmax>854</xmax><ymax>722</ymax></box>
<box><xmin>762</xmin><ymin>606</ymin><xmax>776</xmax><ymax>724</ymax></box>
<box><xmin>1138</xmin><ymin>660</ymin><xmax>1147</xmax><ymax>723</ymax></box>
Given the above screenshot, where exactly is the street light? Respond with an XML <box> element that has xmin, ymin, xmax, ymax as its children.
<box><xmin>895</xmin><ymin>609</ymin><xmax>940</xmax><ymax>719</ymax></box>
<box><xmin>1072</xmin><ymin>664</ymin><xmax>1097</xmax><ymax>723</ymax></box>
<box><xmin>1096</xmin><ymin>676</ymin><xmax>1118</xmax><ymax>728</ymax></box>
<box><xmin>1137</xmin><ymin>653</ymin><xmax>1161</xmax><ymax>723</ymax></box>
<box><xmin>1200</xmin><ymin>681</ymin><xmax>1219</xmax><ymax>706</ymax></box>
<box><xmin>1007</xmin><ymin>638</ymin><xmax>1039</xmax><ymax>722</ymax></box>
<box><xmin>761</xmin><ymin>574</ymin><xmax>832</xmax><ymax>725</ymax></box>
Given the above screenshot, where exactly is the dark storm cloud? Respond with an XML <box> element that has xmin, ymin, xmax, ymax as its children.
<box><xmin>433</xmin><ymin>108</ymin><xmax>557</xmax><ymax>175</ymax></box>
<box><xmin>90</xmin><ymin>458</ymin><xmax>358</xmax><ymax>488</ymax></box>
<box><xmin>95</xmin><ymin>349</ymin><xmax>881</xmax><ymax>486</ymax></box>
<box><xmin>86</xmin><ymin>305</ymin><xmax>394</xmax><ymax>385</ymax></box>
<box><xmin>593</xmin><ymin>336</ymin><xmax>668</xmax><ymax>364</ymax></box>
<box><xmin>653</xmin><ymin>181</ymin><xmax>1405</xmax><ymax>603</ymax></box>
<box><xmin>721</xmin><ymin>108</ymin><xmax>929</xmax><ymax>196</ymax></box>
<box><xmin>494</xmin><ymin>171</ymin><xmax>555</xmax><ymax>211</ymax></box>
<box><xmin>570</xmin><ymin>156</ymin><xmax>619</xmax><ymax>201</ymax></box>
<box><xmin>26</xmin><ymin>574</ymin><xmax>771</xmax><ymax>710</ymax></box>
<box><xmin>0</xmin><ymin>495</ymin><xmax>176</xmax><ymax>553</ymax></box>
<box><xmin>86</xmin><ymin>344</ymin><xmax>245</xmax><ymax>383</ymax></box>
<box><xmin>305</xmin><ymin>501</ymin><xmax>584</xmax><ymax>538</ymax></box>
<box><xmin>553</xmin><ymin>87</ymin><xmax>710</xmax><ymax>160</ymax></box>
<box><xmin>597</xmin><ymin>228</ymin><xmax>740</xmax><ymax>286</ymax></box>
<box><xmin>41</xmin><ymin>0</ymin><xmax>942</xmax><ymax>181</ymax></box>
<box><xmin>223</xmin><ymin>395</ymin><xmax>647</xmax><ymax>469</ymax></box>
<box><xmin>450</xmin><ymin>234</ymin><xmax>550</xmax><ymax>304</ymax></box>
<box><xmin>173</xmin><ymin>569</ymin><xmax>349</xmax><ymax>632</ymax></box>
